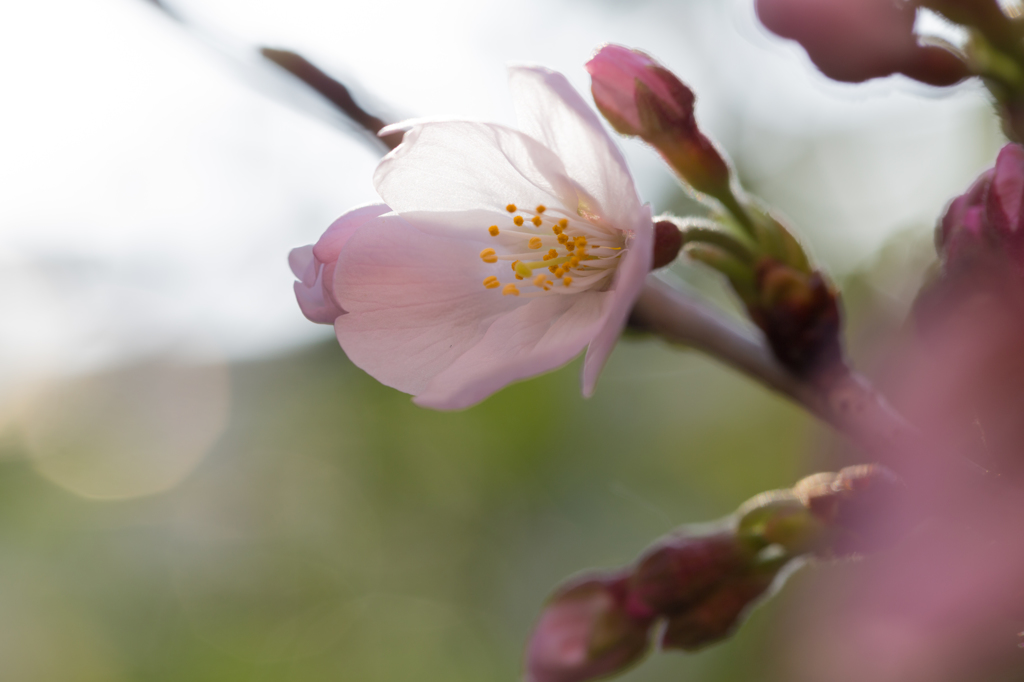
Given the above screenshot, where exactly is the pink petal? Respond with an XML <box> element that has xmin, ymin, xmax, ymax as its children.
<box><xmin>333</xmin><ymin>212</ymin><xmax>614</xmax><ymax>409</ymax></box>
<box><xmin>581</xmin><ymin>205</ymin><xmax>654</xmax><ymax>397</ymax></box>
<box><xmin>333</xmin><ymin>213</ymin><xmax>524</xmax><ymax>398</ymax></box>
<box><xmin>508</xmin><ymin>65</ymin><xmax>644</xmax><ymax>233</ymax></box>
<box><xmin>416</xmin><ymin>291</ymin><xmax>609</xmax><ymax>410</ymax></box>
<box><xmin>312</xmin><ymin>203</ymin><xmax>390</xmax><ymax>264</ymax></box>
<box><xmin>373</xmin><ymin>121</ymin><xmax>579</xmax><ymax>241</ymax></box>
<box><xmin>289</xmin><ymin>245</ymin><xmax>345</xmax><ymax>325</ymax></box>
<box><xmin>289</xmin><ymin>244</ymin><xmax>318</xmax><ymax>286</ymax></box>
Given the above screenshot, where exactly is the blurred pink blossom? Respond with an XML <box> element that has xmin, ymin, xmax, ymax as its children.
<box><xmin>291</xmin><ymin>66</ymin><xmax>653</xmax><ymax>409</ymax></box>
<box><xmin>755</xmin><ymin>0</ymin><xmax>968</xmax><ymax>85</ymax></box>
<box><xmin>525</xmin><ymin>574</ymin><xmax>653</xmax><ymax>682</ymax></box>
<box><xmin>938</xmin><ymin>144</ymin><xmax>1024</xmax><ymax>278</ymax></box>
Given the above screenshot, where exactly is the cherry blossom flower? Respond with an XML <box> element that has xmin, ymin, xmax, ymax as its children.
<box><xmin>290</xmin><ymin>65</ymin><xmax>653</xmax><ymax>410</ymax></box>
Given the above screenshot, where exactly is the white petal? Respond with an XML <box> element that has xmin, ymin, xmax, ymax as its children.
<box><xmin>581</xmin><ymin>205</ymin><xmax>655</xmax><ymax>396</ymax></box>
<box><xmin>415</xmin><ymin>292</ymin><xmax>610</xmax><ymax>410</ymax></box>
<box><xmin>333</xmin><ymin>213</ymin><xmax>523</xmax><ymax>396</ymax></box>
<box><xmin>508</xmin><ymin>65</ymin><xmax>644</xmax><ymax>231</ymax></box>
<box><xmin>373</xmin><ymin>121</ymin><xmax>579</xmax><ymax>239</ymax></box>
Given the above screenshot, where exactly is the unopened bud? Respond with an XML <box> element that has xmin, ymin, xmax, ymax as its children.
<box><xmin>749</xmin><ymin>258</ymin><xmax>842</xmax><ymax>376</ymax></box>
<box><xmin>586</xmin><ymin>45</ymin><xmax>732</xmax><ymax>201</ymax></box>
<box><xmin>737</xmin><ymin>489</ymin><xmax>824</xmax><ymax>554</ymax></box>
<box><xmin>628</xmin><ymin>531</ymin><xmax>747</xmax><ymax>614</ymax></box>
<box><xmin>792</xmin><ymin>464</ymin><xmax>902</xmax><ymax>555</ymax></box>
<box><xmin>659</xmin><ymin>568</ymin><xmax>778</xmax><ymax>651</ymax></box>
<box><xmin>525</xmin><ymin>574</ymin><xmax>653</xmax><ymax>682</ymax></box>
<box><xmin>652</xmin><ymin>220</ymin><xmax>684</xmax><ymax>269</ymax></box>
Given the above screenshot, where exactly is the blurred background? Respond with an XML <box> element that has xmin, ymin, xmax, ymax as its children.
<box><xmin>0</xmin><ymin>0</ymin><xmax>1005</xmax><ymax>679</ymax></box>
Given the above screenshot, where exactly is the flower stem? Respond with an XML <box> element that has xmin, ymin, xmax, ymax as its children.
<box><xmin>632</xmin><ymin>278</ymin><xmax>989</xmax><ymax>481</ymax></box>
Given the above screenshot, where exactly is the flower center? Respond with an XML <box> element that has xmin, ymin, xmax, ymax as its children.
<box><xmin>478</xmin><ymin>203</ymin><xmax>625</xmax><ymax>297</ymax></box>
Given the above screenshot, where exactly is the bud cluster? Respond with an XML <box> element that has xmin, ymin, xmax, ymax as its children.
<box><xmin>525</xmin><ymin>465</ymin><xmax>900</xmax><ymax>682</ymax></box>
<box><xmin>588</xmin><ymin>45</ymin><xmax>843</xmax><ymax>376</ymax></box>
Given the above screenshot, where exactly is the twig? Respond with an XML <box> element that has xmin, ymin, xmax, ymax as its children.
<box><xmin>632</xmin><ymin>277</ymin><xmax>989</xmax><ymax>480</ymax></box>
<box><xmin>260</xmin><ymin>49</ymin><xmax>403</xmax><ymax>151</ymax></box>
<box><xmin>136</xmin><ymin>0</ymin><xmax>401</xmax><ymax>151</ymax></box>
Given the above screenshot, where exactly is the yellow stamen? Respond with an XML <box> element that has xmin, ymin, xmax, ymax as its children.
<box><xmin>548</xmin><ymin>265</ymin><xmax>557</xmax><ymax>273</ymax></box>
<box><xmin>515</xmin><ymin>274</ymin><xmax>524</xmax><ymax>280</ymax></box>
<box><xmin>514</xmin><ymin>216</ymin><xmax>524</xmax><ymax>226</ymax></box>
<box><xmin>557</xmin><ymin>233</ymin><xmax>568</xmax><ymax>244</ymax></box>
<box><xmin>536</xmin><ymin>205</ymin><xmax>546</xmax><ymax>213</ymax></box>
<box><xmin>547</xmin><ymin>249</ymin><xmax>558</xmax><ymax>259</ymax></box>
<box><xmin>554</xmin><ymin>267</ymin><xmax>565</xmax><ymax>278</ymax></box>
<box><xmin>480</xmin><ymin>248</ymin><xmax>497</xmax><ymax>263</ymax></box>
<box><xmin>575</xmin><ymin>236</ymin><xmax>587</xmax><ymax>246</ymax></box>
<box><xmin>488</xmin><ymin>225</ymin><xmax>500</xmax><ymax>236</ymax></box>
<box><xmin>565</xmin><ymin>242</ymin><xmax>575</xmax><ymax>251</ymax></box>
<box><xmin>502</xmin><ymin>284</ymin><xmax>520</xmax><ymax>296</ymax></box>
<box><xmin>563</xmin><ymin>277</ymin><xmax>573</xmax><ymax>287</ymax></box>
<box><xmin>558</xmin><ymin>219</ymin><xmax>568</xmax><ymax>229</ymax></box>
<box><xmin>531</xmin><ymin>216</ymin><xmax>543</xmax><ymax>227</ymax></box>
<box><xmin>506</xmin><ymin>204</ymin><xmax>517</xmax><ymax>213</ymax></box>
<box><xmin>528</xmin><ymin>237</ymin><xmax>543</xmax><ymax>249</ymax></box>
<box><xmin>569</xmin><ymin>256</ymin><xmax>580</xmax><ymax>267</ymax></box>
<box><xmin>483</xmin><ymin>276</ymin><xmax>500</xmax><ymax>289</ymax></box>
<box><xmin>533</xmin><ymin>274</ymin><xmax>547</xmax><ymax>287</ymax></box>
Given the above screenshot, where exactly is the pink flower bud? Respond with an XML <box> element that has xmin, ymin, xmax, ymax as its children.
<box><xmin>660</xmin><ymin>570</ymin><xmax>777</xmax><ymax>651</ymax></box>
<box><xmin>585</xmin><ymin>45</ymin><xmax>692</xmax><ymax>138</ymax></box>
<box><xmin>756</xmin><ymin>0</ymin><xmax>968</xmax><ymax>85</ymax></box>
<box><xmin>939</xmin><ymin>144</ymin><xmax>1024</xmax><ymax>278</ymax></box>
<box><xmin>585</xmin><ymin>45</ymin><xmax>732</xmax><ymax>198</ymax></box>
<box><xmin>525</xmin><ymin>574</ymin><xmax>653</xmax><ymax>682</ymax></box>
<box><xmin>628</xmin><ymin>532</ymin><xmax>746</xmax><ymax>614</ymax></box>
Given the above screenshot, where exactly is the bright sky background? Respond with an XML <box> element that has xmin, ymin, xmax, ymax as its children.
<box><xmin>0</xmin><ymin>0</ymin><xmax>1003</xmax><ymax>394</ymax></box>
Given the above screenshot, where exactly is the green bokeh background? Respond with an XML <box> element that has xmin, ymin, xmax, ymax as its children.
<box><xmin>0</xmin><ymin>321</ymin><xmax>827</xmax><ymax>681</ymax></box>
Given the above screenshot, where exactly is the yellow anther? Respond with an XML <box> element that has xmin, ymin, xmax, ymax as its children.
<box><xmin>534</xmin><ymin>274</ymin><xmax>547</xmax><ymax>287</ymax></box>
<box><xmin>506</xmin><ymin>204</ymin><xmax>517</xmax><ymax>213</ymax></box>
<box><xmin>547</xmin><ymin>249</ymin><xmax>558</xmax><ymax>259</ymax></box>
<box><xmin>536</xmin><ymin>205</ymin><xmax>546</xmax><ymax>213</ymax></box>
<box><xmin>515</xmin><ymin>274</ymin><xmax>524</xmax><ymax>280</ymax></box>
<box><xmin>554</xmin><ymin>267</ymin><xmax>565</xmax><ymax>278</ymax></box>
<box><xmin>569</xmin><ymin>256</ymin><xmax>580</xmax><ymax>267</ymax></box>
<box><xmin>563</xmin><ymin>277</ymin><xmax>573</xmax><ymax>287</ymax></box>
<box><xmin>528</xmin><ymin>237</ymin><xmax>543</xmax><ymax>249</ymax></box>
<box><xmin>542</xmin><ymin>254</ymin><xmax>551</xmax><ymax>261</ymax></box>
<box><xmin>488</xmin><ymin>225</ymin><xmax>500</xmax><ymax>236</ymax></box>
<box><xmin>575</xmin><ymin>236</ymin><xmax>587</xmax><ymax>246</ymax></box>
<box><xmin>514</xmin><ymin>216</ymin><xmax>524</xmax><ymax>226</ymax></box>
<box><xmin>480</xmin><ymin>248</ymin><xmax>497</xmax><ymax>263</ymax></box>
<box><xmin>483</xmin><ymin>276</ymin><xmax>500</xmax><ymax>289</ymax></box>
<box><xmin>548</xmin><ymin>265</ymin><xmax>557</xmax><ymax>273</ymax></box>
<box><xmin>552</xmin><ymin>225</ymin><xmax>563</xmax><ymax>235</ymax></box>
<box><xmin>502</xmin><ymin>284</ymin><xmax>520</xmax><ymax>296</ymax></box>
<box><xmin>531</xmin><ymin>216</ymin><xmax>543</xmax><ymax>227</ymax></box>
<box><xmin>515</xmin><ymin>261</ymin><xmax>533</xmax><ymax>278</ymax></box>
<box><xmin>558</xmin><ymin>219</ymin><xmax>568</xmax><ymax>229</ymax></box>
<box><xmin>557</xmin><ymin>233</ymin><xmax>568</xmax><ymax>244</ymax></box>
<box><xmin>565</xmin><ymin>241</ymin><xmax>575</xmax><ymax>251</ymax></box>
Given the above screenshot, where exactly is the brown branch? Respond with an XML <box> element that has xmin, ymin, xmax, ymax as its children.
<box><xmin>260</xmin><ymin>48</ymin><xmax>403</xmax><ymax>151</ymax></box>
<box><xmin>632</xmin><ymin>278</ymin><xmax>991</xmax><ymax>481</ymax></box>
